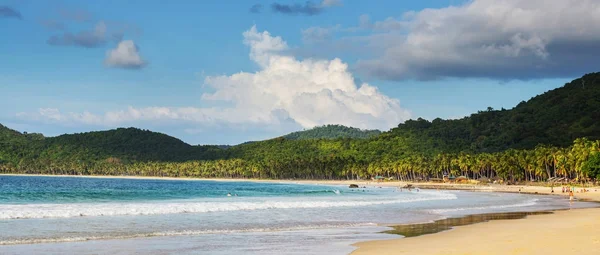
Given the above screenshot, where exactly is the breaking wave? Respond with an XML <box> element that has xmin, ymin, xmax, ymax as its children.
<box><xmin>0</xmin><ymin>192</ymin><xmax>457</xmax><ymax>220</ymax></box>
<box><xmin>0</xmin><ymin>222</ymin><xmax>379</xmax><ymax>245</ymax></box>
<box><xmin>428</xmin><ymin>199</ymin><xmax>539</xmax><ymax>214</ymax></box>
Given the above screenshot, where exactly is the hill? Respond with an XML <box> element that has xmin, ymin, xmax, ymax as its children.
<box><xmin>0</xmin><ymin>126</ymin><xmax>223</xmax><ymax>168</ymax></box>
<box><xmin>1</xmin><ymin>73</ymin><xmax>600</xmax><ymax>181</ymax></box>
<box><xmin>383</xmin><ymin>72</ymin><xmax>600</xmax><ymax>154</ymax></box>
<box><xmin>43</xmin><ymin>128</ymin><xmax>205</xmax><ymax>162</ymax></box>
<box><xmin>283</xmin><ymin>125</ymin><xmax>381</xmax><ymax>140</ymax></box>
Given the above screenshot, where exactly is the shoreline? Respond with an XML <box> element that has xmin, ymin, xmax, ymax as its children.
<box><xmin>351</xmin><ymin>207</ymin><xmax>600</xmax><ymax>255</ymax></box>
<box><xmin>3</xmin><ymin>173</ymin><xmax>598</xmax><ymax>198</ymax></box>
<box><xmin>351</xmin><ymin>186</ymin><xmax>600</xmax><ymax>255</ymax></box>
<box><xmin>4</xmin><ymin>173</ymin><xmax>600</xmax><ymax>255</ymax></box>
<box><xmin>0</xmin><ymin>173</ymin><xmax>399</xmax><ymax>186</ymax></box>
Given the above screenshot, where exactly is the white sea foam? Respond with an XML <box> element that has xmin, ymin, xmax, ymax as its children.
<box><xmin>428</xmin><ymin>199</ymin><xmax>539</xmax><ymax>214</ymax></box>
<box><xmin>0</xmin><ymin>223</ymin><xmax>379</xmax><ymax>245</ymax></box>
<box><xmin>0</xmin><ymin>192</ymin><xmax>457</xmax><ymax>220</ymax></box>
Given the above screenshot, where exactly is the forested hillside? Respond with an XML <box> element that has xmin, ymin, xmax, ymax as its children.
<box><xmin>283</xmin><ymin>125</ymin><xmax>381</xmax><ymax>140</ymax></box>
<box><xmin>1</xmin><ymin>73</ymin><xmax>600</xmax><ymax>181</ymax></box>
<box><xmin>386</xmin><ymin>73</ymin><xmax>600</xmax><ymax>153</ymax></box>
<box><xmin>0</xmin><ymin>126</ymin><xmax>223</xmax><ymax>167</ymax></box>
<box><xmin>44</xmin><ymin>128</ymin><xmax>210</xmax><ymax>162</ymax></box>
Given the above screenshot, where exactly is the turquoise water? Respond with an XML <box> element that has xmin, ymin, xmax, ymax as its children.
<box><xmin>0</xmin><ymin>176</ymin><xmax>344</xmax><ymax>204</ymax></box>
<box><xmin>0</xmin><ymin>175</ymin><xmax>595</xmax><ymax>255</ymax></box>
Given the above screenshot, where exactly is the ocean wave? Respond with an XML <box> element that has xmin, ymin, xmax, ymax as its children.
<box><xmin>0</xmin><ymin>192</ymin><xmax>457</xmax><ymax>220</ymax></box>
<box><xmin>427</xmin><ymin>199</ymin><xmax>539</xmax><ymax>214</ymax></box>
<box><xmin>294</xmin><ymin>189</ymin><xmax>341</xmax><ymax>195</ymax></box>
<box><xmin>0</xmin><ymin>222</ymin><xmax>379</xmax><ymax>245</ymax></box>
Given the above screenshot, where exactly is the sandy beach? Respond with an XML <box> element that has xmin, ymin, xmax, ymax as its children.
<box><xmin>3</xmin><ymin>174</ymin><xmax>600</xmax><ymax>255</ymax></box>
<box><xmin>352</xmin><ymin>185</ymin><xmax>600</xmax><ymax>255</ymax></box>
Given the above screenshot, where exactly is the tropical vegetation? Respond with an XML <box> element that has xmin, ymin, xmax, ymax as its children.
<box><xmin>283</xmin><ymin>125</ymin><xmax>381</xmax><ymax>140</ymax></box>
<box><xmin>1</xmin><ymin>73</ymin><xmax>600</xmax><ymax>183</ymax></box>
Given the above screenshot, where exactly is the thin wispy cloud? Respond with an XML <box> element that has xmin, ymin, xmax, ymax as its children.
<box><xmin>272</xmin><ymin>2</ymin><xmax>321</xmax><ymax>16</ymax></box>
<box><xmin>47</xmin><ymin>21</ymin><xmax>114</xmax><ymax>48</ymax></box>
<box><xmin>270</xmin><ymin>0</ymin><xmax>341</xmax><ymax>16</ymax></box>
<box><xmin>0</xmin><ymin>6</ymin><xmax>22</xmax><ymax>19</ymax></box>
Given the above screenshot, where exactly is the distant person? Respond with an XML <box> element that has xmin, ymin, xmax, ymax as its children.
<box><xmin>227</xmin><ymin>193</ymin><xmax>232</xmax><ymax>197</ymax></box>
<box><xmin>569</xmin><ymin>190</ymin><xmax>574</xmax><ymax>201</ymax></box>
<box><xmin>551</xmin><ymin>187</ymin><xmax>554</xmax><ymax>193</ymax></box>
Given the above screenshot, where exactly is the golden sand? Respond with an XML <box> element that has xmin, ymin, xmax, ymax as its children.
<box><xmin>352</xmin><ymin>189</ymin><xmax>600</xmax><ymax>255</ymax></box>
<box><xmin>4</xmin><ymin>174</ymin><xmax>600</xmax><ymax>255</ymax></box>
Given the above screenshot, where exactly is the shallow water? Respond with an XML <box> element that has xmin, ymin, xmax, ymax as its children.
<box><xmin>385</xmin><ymin>211</ymin><xmax>553</xmax><ymax>237</ymax></box>
<box><xmin>0</xmin><ymin>176</ymin><xmax>596</xmax><ymax>254</ymax></box>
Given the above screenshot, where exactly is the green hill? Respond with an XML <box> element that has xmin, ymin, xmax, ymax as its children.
<box><xmin>283</xmin><ymin>125</ymin><xmax>381</xmax><ymax>140</ymax></box>
<box><xmin>43</xmin><ymin>128</ymin><xmax>204</xmax><ymax>162</ymax></box>
<box><xmin>384</xmin><ymin>72</ymin><xmax>600</xmax><ymax>154</ymax></box>
<box><xmin>1</xmin><ymin>72</ymin><xmax>600</xmax><ymax>181</ymax></box>
<box><xmin>0</xmin><ymin>126</ymin><xmax>222</xmax><ymax>167</ymax></box>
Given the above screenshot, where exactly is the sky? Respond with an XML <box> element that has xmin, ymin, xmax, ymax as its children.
<box><xmin>1</xmin><ymin>0</ymin><xmax>599</xmax><ymax>145</ymax></box>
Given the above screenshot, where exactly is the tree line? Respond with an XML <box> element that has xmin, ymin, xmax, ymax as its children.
<box><xmin>2</xmin><ymin>138</ymin><xmax>598</xmax><ymax>182</ymax></box>
<box><xmin>1</xmin><ymin>72</ymin><xmax>600</xmax><ymax>182</ymax></box>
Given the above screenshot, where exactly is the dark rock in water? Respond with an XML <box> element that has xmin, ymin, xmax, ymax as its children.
<box><xmin>349</xmin><ymin>184</ymin><xmax>359</xmax><ymax>188</ymax></box>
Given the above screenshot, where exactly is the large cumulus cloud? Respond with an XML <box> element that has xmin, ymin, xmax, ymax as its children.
<box><xmin>18</xmin><ymin>26</ymin><xmax>410</xmax><ymax>135</ymax></box>
<box><xmin>337</xmin><ymin>0</ymin><xmax>600</xmax><ymax>80</ymax></box>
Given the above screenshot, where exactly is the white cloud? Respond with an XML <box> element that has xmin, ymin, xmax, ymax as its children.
<box><xmin>104</xmin><ymin>40</ymin><xmax>146</xmax><ymax>69</ymax></box>
<box><xmin>202</xmin><ymin>25</ymin><xmax>410</xmax><ymax>130</ymax></box>
<box><xmin>19</xmin><ymin>26</ymin><xmax>411</xmax><ymax>133</ymax></box>
<box><xmin>313</xmin><ymin>0</ymin><xmax>600</xmax><ymax>80</ymax></box>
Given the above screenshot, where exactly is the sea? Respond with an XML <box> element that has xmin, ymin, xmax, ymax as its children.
<box><xmin>0</xmin><ymin>175</ymin><xmax>595</xmax><ymax>255</ymax></box>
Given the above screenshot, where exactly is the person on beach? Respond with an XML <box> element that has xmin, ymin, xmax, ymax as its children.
<box><xmin>569</xmin><ymin>190</ymin><xmax>574</xmax><ymax>201</ymax></box>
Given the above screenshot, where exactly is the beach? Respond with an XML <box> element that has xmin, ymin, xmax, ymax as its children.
<box><xmin>352</xmin><ymin>187</ymin><xmax>600</xmax><ymax>255</ymax></box>
<box><xmin>1</xmin><ymin>174</ymin><xmax>599</xmax><ymax>255</ymax></box>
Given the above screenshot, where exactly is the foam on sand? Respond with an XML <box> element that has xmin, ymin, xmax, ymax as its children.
<box><xmin>428</xmin><ymin>199</ymin><xmax>539</xmax><ymax>214</ymax></box>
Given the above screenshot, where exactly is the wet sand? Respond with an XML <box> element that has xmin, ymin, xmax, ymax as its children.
<box><xmin>4</xmin><ymin>174</ymin><xmax>600</xmax><ymax>255</ymax></box>
<box><xmin>352</xmin><ymin>192</ymin><xmax>600</xmax><ymax>255</ymax></box>
<box><xmin>382</xmin><ymin>211</ymin><xmax>553</xmax><ymax>237</ymax></box>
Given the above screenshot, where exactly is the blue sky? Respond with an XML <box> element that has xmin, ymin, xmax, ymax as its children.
<box><xmin>1</xmin><ymin>0</ymin><xmax>597</xmax><ymax>144</ymax></box>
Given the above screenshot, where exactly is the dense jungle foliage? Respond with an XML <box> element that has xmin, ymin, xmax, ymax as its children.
<box><xmin>1</xmin><ymin>73</ymin><xmax>600</xmax><ymax>182</ymax></box>
<box><xmin>283</xmin><ymin>125</ymin><xmax>381</xmax><ymax>140</ymax></box>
